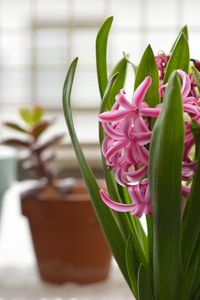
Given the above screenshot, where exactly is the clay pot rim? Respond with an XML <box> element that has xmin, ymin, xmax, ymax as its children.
<box><xmin>21</xmin><ymin>194</ymin><xmax>92</xmax><ymax>203</ymax></box>
<box><xmin>20</xmin><ymin>178</ymin><xmax>106</xmax><ymax>203</ymax></box>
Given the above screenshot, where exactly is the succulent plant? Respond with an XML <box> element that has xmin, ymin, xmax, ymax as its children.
<box><xmin>2</xmin><ymin>106</ymin><xmax>64</xmax><ymax>185</ymax></box>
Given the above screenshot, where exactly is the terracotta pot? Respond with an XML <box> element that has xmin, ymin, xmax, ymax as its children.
<box><xmin>21</xmin><ymin>179</ymin><xmax>111</xmax><ymax>284</ymax></box>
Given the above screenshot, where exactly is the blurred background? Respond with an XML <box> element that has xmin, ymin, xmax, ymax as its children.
<box><xmin>0</xmin><ymin>0</ymin><xmax>199</xmax><ymax>173</ymax></box>
<box><xmin>0</xmin><ymin>0</ymin><xmax>200</xmax><ymax>299</ymax></box>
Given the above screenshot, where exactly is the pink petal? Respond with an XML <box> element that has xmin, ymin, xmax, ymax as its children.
<box><xmin>120</xmin><ymin>117</ymin><xmax>132</xmax><ymax>137</ymax></box>
<box><xmin>184</xmin><ymin>97</ymin><xmax>197</xmax><ymax>104</ymax></box>
<box><xmin>101</xmin><ymin>136</ymin><xmax>111</xmax><ymax>157</ymax></box>
<box><xmin>136</xmin><ymin>144</ymin><xmax>149</xmax><ymax>164</ymax></box>
<box><xmin>159</xmin><ymin>83</ymin><xmax>168</xmax><ymax>97</ymax></box>
<box><xmin>134</xmin><ymin>115</ymin><xmax>149</xmax><ymax>132</ymax></box>
<box><xmin>115</xmin><ymin>89</ymin><xmax>133</xmax><ymax>110</ymax></box>
<box><xmin>124</xmin><ymin>143</ymin><xmax>136</xmax><ymax>164</ymax></box>
<box><xmin>140</xmin><ymin>106</ymin><xmax>161</xmax><ymax>117</ymax></box>
<box><xmin>126</xmin><ymin>165</ymin><xmax>148</xmax><ymax>183</ymax></box>
<box><xmin>129</xmin><ymin>184</ymin><xmax>142</xmax><ymax>204</ymax></box>
<box><xmin>112</xmin><ymin>102</ymin><xmax>120</xmax><ymax>110</ymax></box>
<box><xmin>135</xmin><ymin>132</ymin><xmax>152</xmax><ymax>145</ymax></box>
<box><xmin>144</xmin><ymin>185</ymin><xmax>151</xmax><ymax>203</ymax></box>
<box><xmin>177</xmin><ymin>69</ymin><xmax>191</xmax><ymax>99</ymax></box>
<box><xmin>131</xmin><ymin>205</ymin><xmax>144</xmax><ymax>217</ymax></box>
<box><xmin>102</xmin><ymin>122</ymin><xmax>124</xmax><ymax>140</ymax></box>
<box><xmin>105</xmin><ymin>139</ymin><xmax>128</xmax><ymax>161</ymax></box>
<box><xmin>99</xmin><ymin>109</ymin><xmax>131</xmax><ymax>122</ymax></box>
<box><xmin>184</xmin><ymin>104</ymin><xmax>199</xmax><ymax>115</ymax></box>
<box><xmin>182</xmin><ymin>184</ymin><xmax>191</xmax><ymax>198</ymax></box>
<box><xmin>100</xmin><ymin>189</ymin><xmax>136</xmax><ymax>212</ymax></box>
<box><xmin>129</xmin><ymin>142</ymin><xmax>141</xmax><ymax>164</ymax></box>
<box><xmin>144</xmin><ymin>202</ymin><xmax>152</xmax><ymax>215</ymax></box>
<box><xmin>132</xmin><ymin>76</ymin><xmax>152</xmax><ymax>108</ymax></box>
<box><xmin>115</xmin><ymin>168</ymin><xmax>126</xmax><ymax>187</ymax></box>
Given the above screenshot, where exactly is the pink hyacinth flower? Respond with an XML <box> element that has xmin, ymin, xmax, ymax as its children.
<box><xmin>100</xmin><ymin>179</ymin><xmax>152</xmax><ymax>218</ymax></box>
<box><xmin>159</xmin><ymin>69</ymin><xmax>200</xmax><ymax>123</ymax></box>
<box><xmin>99</xmin><ymin>68</ymin><xmax>199</xmax><ymax>218</ymax></box>
<box><xmin>99</xmin><ymin>76</ymin><xmax>160</xmax><ymax>123</ymax></box>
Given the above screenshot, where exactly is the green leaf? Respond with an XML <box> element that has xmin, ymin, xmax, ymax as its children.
<box><xmin>62</xmin><ymin>57</ymin><xmax>130</xmax><ymax>288</ymax></box>
<box><xmin>179</xmin><ymin>256</ymin><xmax>198</xmax><ymax>300</ymax></box>
<box><xmin>134</xmin><ymin>45</ymin><xmax>159</xmax><ymax>107</ymax></box>
<box><xmin>137</xmin><ymin>264</ymin><xmax>154</xmax><ymax>300</ymax></box>
<box><xmin>191</xmin><ymin>236</ymin><xmax>200</xmax><ymax>294</ymax></box>
<box><xmin>146</xmin><ymin>215</ymin><xmax>153</xmax><ymax>270</ymax></box>
<box><xmin>164</xmin><ymin>33</ymin><xmax>189</xmax><ymax>83</ymax></box>
<box><xmin>19</xmin><ymin>108</ymin><xmax>33</xmax><ymax>125</ymax></box>
<box><xmin>125</xmin><ymin>235</ymin><xmax>139</xmax><ymax>296</ymax></box>
<box><xmin>149</xmin><ymin>72</ymin><xmax>184</xmax><ymax>300</ymax></box>
<box><xmin>32</xmin><ymin>106</ymin><xmax>44</xmax><ymax>124</ymax></box>
<box><xmin>192</xmin><ymin>66</ymin><xmax>200</xmax><ymax>92</ymax></box>
<box><xmin>171</xmin><ymin>25</ymin><xmax>188</xmax><ymax>52</ymax></box>
<box><xmin>193</xmin><ymin>288</ymin><xmax>200</xmax><ymax>300</ymax></box>
<box><xmin>182</xmin><ymin>121</ymin><xmax>200</xmax><ymax>271</ymax></box>
<box><xmin>96</xmin><ymin>16</ymin><xmax>113</xmax><ymax>98</ymax></box>
<box><xmin>4</xmin><ymin>122</ymin><xmax>27</xmax><ymax>133</ymax></box>
<box><xmin>109</xmin><ymin>58</ymin><xmax>128</xmax><ymax>106</ymax></box>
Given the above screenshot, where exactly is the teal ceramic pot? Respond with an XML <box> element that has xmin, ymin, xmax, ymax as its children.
<box><xmin>0</xmin><ymin>145</ymin><xmax>17</xmax><ymax>212</ymax></box>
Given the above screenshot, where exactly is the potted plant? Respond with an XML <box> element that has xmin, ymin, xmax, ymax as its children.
<box><xmin>62</xmin><ymin>17</ymin><xmax>200</xmax><ymax>299</ymax></box>
<box><xmin>2</xmin><ymin>106</ymin><xmax>111</xmax><ymax>284</ymax></box>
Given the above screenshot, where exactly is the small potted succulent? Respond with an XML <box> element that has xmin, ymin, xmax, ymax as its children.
<box><xmin>2</xmin><ymin>106</ymin><xmax>111</xmax><ymax>284</ymax></box>
<box><xmin>62</xmin><ymin>17</ymin><xmax>200</xmax><ymax>299</ymax></box>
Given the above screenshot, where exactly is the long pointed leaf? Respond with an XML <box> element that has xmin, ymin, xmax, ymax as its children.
<box><xmin>108</xmin><ymin>57</ymin><xmax>128</xmax><ymax>107</ymax></box>
<box><xmin>182</xmin><ymin>121</ymin><xmax>200</xmax><ymax>271</ymax></box>
<box><xmin>171</xmin><ymin>25</ymin><xmax>188</xmax><ymax>52</ymax></box>
<box><xmin>96</xmin><ymin>16</ymin><xmax>113</xmax><ymax>98</ymax></box>
<box><xmin>193</xmin><ymin>288</ymin><xmax>200</xmax><ymax>300</ymax></box>
<box><xmin>179</xmin><ymin>256</ymin><xmax>198</xmax><ymax>300</ymax></box>
<box><xmin>192</xmin><ymin>66</ymin><xmax>200</xmax><ymax>92</ymax></box>
<box><xmin>137</xmin><ymin>264</ymin><xmax>154</xmax><ymax>300</ymax></box>
<box><xmin>134</xmin><ymin>45</ymin><xmax>159</xmax><ymax>107</ymax></box>
<box><xmin>62</xmin><ymin>57</ymin><xmax>130</xmax><ymax>285</ymax></box>
<box><xmin>125</xmin><ymin>235</ymin><xmax>139</xmax><ymax>296</ymax></box>
<box><xmin>149</xmin><ymin>72</ymin><xmax>184</xmax><ymax>300</ymax></box>
<box><xmin>164</xmin><ymin>33</ymin><xmax>189</xmax><ymax>83</ymax></box>
<box><xmin>191</xmin><ymin>235</ymin><xmax>200</xmax><ymax>294</ymax></box>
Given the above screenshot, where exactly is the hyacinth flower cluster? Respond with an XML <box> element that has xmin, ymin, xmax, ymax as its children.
<box><xmin>99</xmin><ymin>68</ymin><xmax>199</xmax><ymax>218</ymax></box>
<box><xmin>63</xmin><ymin>17</ymin><xmax>200</xmax><ymax>300</ymax></box>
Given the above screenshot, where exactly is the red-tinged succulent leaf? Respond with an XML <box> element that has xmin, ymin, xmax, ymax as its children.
<box><xmin>4</xmin><ymin>122</ymin><xmax>27</xmax><ymax>133</ymax></box>
<box><xmin>2</xmin><ymin>138</ymin><xmax>30</xmax><ymax>148</ymax></box>
<box><xmin>31</xmin><ymin>120</ymin><xmax>53</xmax><ymax>139</ymax></box>
<box><xmin>32</xmin><ymin>106</ymin><xmax>44</xmax><ymax>124</ymax></box>
<box><xmin>19</xmin><ymin>107</ymin><xmax>33</xmax><ymax>125</ymax></box>
<box><xmin>32</xmin><ymin>133</ymin><xmax>65</xmax><ymax>153</ymax></box>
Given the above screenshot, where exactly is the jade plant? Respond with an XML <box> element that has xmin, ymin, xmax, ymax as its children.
<box><xmin>62</xmin><ymin>17</ymin><xmax>200</xmax><ymax>300</ymax></box>
<box><xmin>2</xmin><ymin>106</ymin><xmax>64</xmax><ymax>186</ymax></box>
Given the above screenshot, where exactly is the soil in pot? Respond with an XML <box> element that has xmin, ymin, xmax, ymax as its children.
<box><xmin>21</xmin><ymin>179</ymin><xmax>112</xmax><ymax>284</ymax></box>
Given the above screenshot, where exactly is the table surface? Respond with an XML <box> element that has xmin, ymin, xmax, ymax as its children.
<box><xmin>0</xmin><ymin>182</ymin><xmax>134</xmax><ymax>300</ymax></box>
